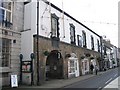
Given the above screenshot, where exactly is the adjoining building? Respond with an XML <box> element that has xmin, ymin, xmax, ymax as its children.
<box><xmin>21</xmin><ymin>0</ymin><xmax>102</xmax><ymax>85</ymax></box>
<box><xmin>0</xmin><ymin>1</ymin><xmax>24</xmax><ymax>86</ymax></box>
<box><xmin>102</xmin><ymin>37</ymin><xmax>118</xmax><ymax>70</ymax></box>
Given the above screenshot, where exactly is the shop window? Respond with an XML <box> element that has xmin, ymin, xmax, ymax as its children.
<box><xmin>70</xmin><ymin>24</ymin><xmax>76</xmax><ymax>45</ymax></box>
<box><xmin>85</xmin><ymin>61</ymin><xmax>87</xmax><ymax>70</ymax></box>
<box><xmin>1</xmin><ymin>38</ymin><xmax>11</xmax><ymax>67</ymax></box>
<box><xmin>69</xmin><ymin>60</ymin><xmax>75</xmax><ymax>73</ymax></box>
<box><xmin>91</xmin><ymin>35</ymin><xmax>94</xmax><ymax>50</ymax></box>
<box><xmin>82</xmin><ymin>31</ymin><xmax>87</xmax><ymax>48</ymax></box>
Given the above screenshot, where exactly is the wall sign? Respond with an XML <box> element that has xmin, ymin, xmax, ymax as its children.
<box><xmin>22</xmin><ymin>61</ymin><xmax>32</xmax><ymax>72</ymax></box>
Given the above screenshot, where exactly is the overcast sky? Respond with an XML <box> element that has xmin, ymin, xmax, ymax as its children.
<box><xmin>50</xmin><ymin>0</ymin><xmax>119</xmax><ymax>47</ymax></box>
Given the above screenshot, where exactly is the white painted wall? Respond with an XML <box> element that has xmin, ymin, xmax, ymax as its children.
<box><xmin>22</xmin><ymin>0</ymin><xmax>101</xmax><ymax>59</ymax></box>
<box><xmin>21</xmin><ymin>2</ymin><xmax>37</xmax><ymax>61</ymax></box>
<box><xmin>39</xmin><ymin>1</ymin><xmax>101</xmax><ymax>51</ymax></box>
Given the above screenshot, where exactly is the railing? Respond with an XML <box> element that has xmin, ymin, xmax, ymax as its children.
<box><xmin>0</xmin><ymin>20</ymin><xmax>13</xmax><ymax>30</ymax></box>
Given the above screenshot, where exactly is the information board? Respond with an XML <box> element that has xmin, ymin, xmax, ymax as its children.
<box><xmin>11</xmin><ymin>75</ymin><xmax>18</xmax><ymax>87</ymax></box>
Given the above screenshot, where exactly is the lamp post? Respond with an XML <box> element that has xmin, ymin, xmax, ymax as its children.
<box><xmin>19</xmin><ymin>54</ymin><xmax>23</xmax><ymax>84</ymax></box>
<box><xmin>30</xmin><ymin>53</ymin><xmax>35</xmax><ymax>85</ymax></box>
<box><xmin>37</xmin><ymin>0</ymin><xmax>40</xmax><ymax>85</ymax></box>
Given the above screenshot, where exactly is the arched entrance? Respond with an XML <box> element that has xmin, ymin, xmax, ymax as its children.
<box><xmin>46</xmin><ymin>50</ymin><xmax>63</xmax><ymax>80</ymax></box>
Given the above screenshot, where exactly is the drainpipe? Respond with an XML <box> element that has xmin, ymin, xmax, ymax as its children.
<box><xmin>100</xmin><ymin>36</ymin><xmax>103</xmax><ymax>71</ymax></box>
<box><xmin>37</xmin><ymin>0</ymin><xmax>40</xmax><ymax>85</ymax></box>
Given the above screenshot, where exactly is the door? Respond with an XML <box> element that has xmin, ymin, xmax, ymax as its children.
<box><xmin>75</xmin><ymin>59</ymin><xmax>79</xmax><ymax>77</ymax></box>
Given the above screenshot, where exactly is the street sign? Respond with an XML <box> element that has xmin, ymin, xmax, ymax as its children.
<box><xmin>11</xmin><ymin>75</ymin><xmax>18</xmax><ymax>87</ymax></box>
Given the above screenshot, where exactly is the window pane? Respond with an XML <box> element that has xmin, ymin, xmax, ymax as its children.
<box><xmin>2</xmin><ymin>38</ymin><xmax>11</xmax><ymax>67</ymax></box>
<box><xmin>77</xmin><ymin>35</ymin><xmax>82</xmax><ymax>46</ymax></box>
<box><xmin>2</xmin><ymin>2</ymin><xmax>11</xmax><ymax>10</ymax></box>
<box><xmin>69</xmin><ymin>60</ymin><xmax>75</xmax><ymax>73</ymax></box>
<box><xmin>91</xmin><ymin>36</ymin><xmax>94</xmax><ymax>50</ymax></box>
<box><xmin>70</xmin><ymin>26</ymin><xmax>75</xmax><ymax>42</ymax></box>
<box><xmin>6</xmin><ymin>11</ymin><xmax>11</xmax><ymax>22</ymax></box>
<box><xmin>52</xmin><ymin>18</ymin><xmax>57</xmax><ymax>37</ymax></box>
<box><xmin>0</xmin><ymin>8</ymin><xmax>4</xmax><ymax>21</ymax></box>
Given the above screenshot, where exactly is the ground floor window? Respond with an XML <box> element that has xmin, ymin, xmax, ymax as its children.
<box><xmin>81</xmin><ymin>59</ymin><xmax>89</xmax><ymax>75</ymax></box>
<box><xmin>69</xmin><ymin>60</ymin><xmax>75</xmax><ymax>73</ymax></box>
<box><xmin>0</xmin><ymin>38</ymin><xmax>11</xmax><ymax>67</ymax></box>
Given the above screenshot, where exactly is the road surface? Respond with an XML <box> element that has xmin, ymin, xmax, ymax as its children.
<box><xmin>62</xmin><ymin>68</ymin><xmax>119</xmax><ymax>90</ymax></box>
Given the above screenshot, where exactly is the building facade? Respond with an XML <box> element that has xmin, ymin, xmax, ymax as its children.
<box><xmin>0</xmin><ymin>1</ymin><xmax>24</xmax><ymax>86</ymax></box>
<box><xmin>21</xmin><ymin>0</ymin><xmax>102</xmax><ymax>85</ymax></box>
<box><xmin>102</xmin><ymin>38</ymin><xmax>119</xmax><ymax>70</ymax></box>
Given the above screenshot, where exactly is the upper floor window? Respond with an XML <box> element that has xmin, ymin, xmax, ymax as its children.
<box><xmin>70</xmin><ymin>24</ymin><xmax>76</xmax><ymax>45</ymax></box>
<box><xmin>1</xmin><ymin>1</ymin><xmax>12</xmax><ymax>10</ymax></box>
<box><xmin>0</xmin><ymin>1</ymin><xmax>12</xmax><ymax>28</ymax></box>
<box><xmin>77</xmin><ymin>35</ymin><xmax>82</xmax><ymax>47</ymax></box>
<box><xmin>91</xmin><ymin>35</ymin><xmax>94</xmax><ymax>50</ymax></box>
<box><xmin>82</xmin><ymin>31</ymin><xmax>87</xmax><ymax>48</ymax></box>
<box><xmin>51</xmin><ymin>13</ymin><xmax>59</xmax><ymax>38</ymax></box>
<box><xmin>97</xmin><ymin>39</ymin><xmax>100</xmax><ymax>52</ymax></box>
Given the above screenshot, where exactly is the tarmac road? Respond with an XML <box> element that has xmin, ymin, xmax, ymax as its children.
<box><xmin>62</xmin><ymin>68</ymin><xmax>119</xmax><ymax>90</ymax></box>
<box><xmin>2</xmin><ymin>68</ymin><xmax>119</xmax><ymax>90</ymax></box>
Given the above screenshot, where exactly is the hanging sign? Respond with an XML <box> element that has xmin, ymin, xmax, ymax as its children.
<box><xmin>22</xmin><ymin>61</ymin><xmax>32</xmax><ymax>72</ymax></box>
<box><xmin>11</xmin><ymin>75</ymin><xmax>18</xmax><ymax>88</ymax></box>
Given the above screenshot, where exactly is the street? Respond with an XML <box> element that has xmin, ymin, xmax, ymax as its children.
<box><xmin>2</xmin><ymin>68</ymin><xmax>119</xmax><ymax>90</ymax></box>
<box><xmin>62</xmin><ymin>68</ymin><xmax>119</xmax><ymax>90</ymax></box>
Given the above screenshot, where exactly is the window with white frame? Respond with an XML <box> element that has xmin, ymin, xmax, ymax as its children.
<box><xmin>1</xmin><ymin>38</ymin><xmax>11</xmax><ymax>67</ymax></box>
<box><xmin>69</xmin><ymin>60</ymin><xmax>75</xmax><ymax>73</ymax></box>
<box><xmin>0</xmin><ymin>1</ymin><xmax>12</xmax><ymax>27</ymax></box>
<box><xmin>51</xmin><ymin>13</ymin><xmax>59</xmax><ymax>38</ymax></box>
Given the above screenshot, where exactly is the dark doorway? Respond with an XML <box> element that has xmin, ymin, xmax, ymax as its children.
<box><xmin>46</xmin><ymin>50</ymin><xmax>63</xmax><ymax>80</ymax></box>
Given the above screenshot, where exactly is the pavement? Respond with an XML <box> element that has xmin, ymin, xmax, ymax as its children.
<box><xmin>102</xmin><ymin>76</ymin><xmax>120</xmax><ymax>89</ymax></box>
<box><xmin>2</xmin><ymin>68</ymin><xmax>116</xmax><ymax>89</ymax></box>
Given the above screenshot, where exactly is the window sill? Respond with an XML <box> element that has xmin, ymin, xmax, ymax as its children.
<box><xmin>51</xmin><ymin>36</ymin><xmax>60</xmax><ymax>41</ymax></box>
<box><xmin>0</xmin><ymin>67</ymin><xmax>11</xmax><ymax>73</ymax></box>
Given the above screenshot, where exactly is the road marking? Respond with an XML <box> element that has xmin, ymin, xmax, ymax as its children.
<box><xmin>105</xmin><ymin>78</ymin><xmax>112</xmax><ymax>84</ymax></box>
<box><xmin>114</xmin><ymin>74</ymin><xmax>117</xmax><ymax>77</ymax></box>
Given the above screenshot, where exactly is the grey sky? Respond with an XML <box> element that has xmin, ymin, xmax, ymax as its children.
<box><xmin>50</xmin><ymin>0</ymin><xmax>119</xmax><ymax>47</ymax></box>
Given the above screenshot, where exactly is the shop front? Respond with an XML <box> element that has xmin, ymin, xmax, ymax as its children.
<box><xmin>81</xmin><ymin>58</ymin><xmax>89</xmax><ymax>75</ymax></box>
<box><xmin>68</xmin><ymin>53</ymin><xmax>80</xmax><ymax>78</ymax></box>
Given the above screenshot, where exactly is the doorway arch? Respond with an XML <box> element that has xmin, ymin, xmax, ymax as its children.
<box><xmin>46</xmin><ymin>50</ymin><xmax>63</xmax><ymax>79</ymax></box>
